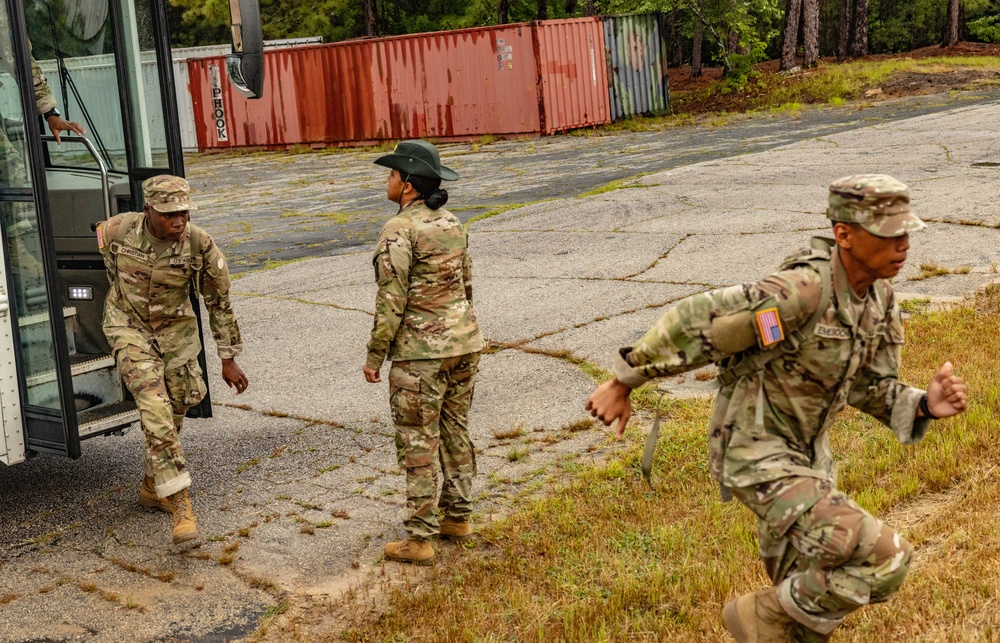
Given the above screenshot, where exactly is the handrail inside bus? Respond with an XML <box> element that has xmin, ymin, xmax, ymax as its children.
<box><xmin>40</xmin><ymin>135</ymin><xmax>111</xmax><ymax>221</ymax></box>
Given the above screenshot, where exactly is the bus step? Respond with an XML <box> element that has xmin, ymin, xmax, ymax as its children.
<box><xmin>78</xmin><ymin>400</ymin><xmax>139</xmax><ymax>439</ymax></box>
<box><xmin>27</xmin><ymin>352</ymin><xmax>126</xmax><ymax>412</ymax></box>
<box><xmin>18</xmin><ymin>306</ymin><xmax>78</xmax><ymax>354</ymax></box>
<box><xmin>26</xmin><ymin>352</ymin><xmax>115</xmax><ymax>387</ymax></box>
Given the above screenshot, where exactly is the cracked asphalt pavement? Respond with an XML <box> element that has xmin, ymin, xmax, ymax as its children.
<box><xmin>2</xmin><ymin>91</ymin><xmax>1000</xmax><ymax>642</ymax></box>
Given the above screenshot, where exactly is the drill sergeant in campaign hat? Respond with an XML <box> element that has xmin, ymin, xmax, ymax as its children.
<box><xmin>364</xmin><ymin>140</ymin><xmax>484</xmax><ymax>567</ymax></box>
<box><xmin>97</xmin><ymin>175</ymin><xmax>248</xmax><ymax>546</ymax></box>
<box><xmin>586</xmin><ymin>175</ymin><xmax>967</xmax><ymax>642</ymax></box>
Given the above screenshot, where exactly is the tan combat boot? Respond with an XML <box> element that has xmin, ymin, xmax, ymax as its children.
<box><xmin>168</xmin><ymin>488</ymin><xmax>200</xmax><ymax>544</ymax></box>
<box><xmin>722</xmin><ymin>587</ymin><xmax>794</xmax><ymax>643</ymax></box>
<box><xmin>792</xmin><ymin>624</ymin><xmax>832</xmax><ymax>643</ymax></box>
<box><xmin>138</xmin><ymin>476</ymin><xmax>173</xmax><ymax>513</ymax></box>
<box><xmin>439</xmin><ymin>517</ymin><xmax>473</xmax><ymax>541</ymax></box>
<box><xmin>384</xmin><ymin>539</ymin><xmax>435</xmax><ymax>566</ymax></box>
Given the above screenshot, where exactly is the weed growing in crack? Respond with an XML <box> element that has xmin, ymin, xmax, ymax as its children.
<box><xmin>507</xmin><ymin>447</ymin><xmax>530</xmax><ymax>462</ymax></box>
<box><xmin>492</xmin><ymin>424</ymin><xmax>527</xmax><ymax>440</ymax></box>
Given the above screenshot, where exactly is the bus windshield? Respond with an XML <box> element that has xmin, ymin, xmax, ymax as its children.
<box><xmin>21</xmin><ymin>0</ymin><xmax>173</xmax><ymax>172</ymax></box>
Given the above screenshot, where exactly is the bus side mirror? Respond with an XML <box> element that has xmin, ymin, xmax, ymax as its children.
<box><xmin>226</xmin><ymin>0</ymin><xmax>264</xmax><ymax>99</ymax></box>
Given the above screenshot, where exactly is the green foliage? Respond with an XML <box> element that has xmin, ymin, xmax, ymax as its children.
<box><xmin>967</xmin><ymin>15</ymin><xmax>1000</xmax><ymax>43</ymax></box>
<box><xmin>165</xmin><ymin>0</ymin><xmax>1000</xmax><ymax>60</ymax></box>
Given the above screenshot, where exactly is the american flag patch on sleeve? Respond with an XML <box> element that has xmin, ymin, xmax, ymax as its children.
<box><xmin>755</xmin><ymin>308</ymin><xmax>785</xmax><ymax>346</ymax></box>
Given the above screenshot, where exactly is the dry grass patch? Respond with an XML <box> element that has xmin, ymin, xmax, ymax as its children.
<box><xmin>492</xmin><ymin>424</ymin><xmax>527</xmax><ymax>441</ymax></box>
<box><xmin>909</xmin><ymin>262</ymin><xmax>972</xmax><ymax>281</ymax></box>
<box><xmin>333</xmin><ymin>283</ymin><xmax>1000</xmax><ymax>641</ymax></box>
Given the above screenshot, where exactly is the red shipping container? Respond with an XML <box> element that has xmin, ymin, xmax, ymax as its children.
<box><xmin>188</xmin><ymin>25</ymin><xmax>542</xmax><ymax>149</ymax></box>
<box><xmin>532</xmin><ymin>18</ymin><xmax>611</xmax><ymax>134</ymax></box>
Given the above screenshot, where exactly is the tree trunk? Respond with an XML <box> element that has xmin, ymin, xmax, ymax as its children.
<box><xmin>802</xmin><ymin>0</ymin><xmax>819</xmax><ymax>67</ymax></box>
<box><xmin>584</xmin><ymin>0</ymin><xmax>596</xmax><ymax>17</ymax></box>
<box><xmin>537</xmin><ymin>0</ymin><xmax>548</xmax><ymax>20</ymax></box>
<box><xmin>837</xmin><ymin>0</ymin><xmax>851</xmax><ymax>61</ymax></box>
<box><xmin>849</xmin><ymin>0</ymin><xmax>868</xmax><ymax>57</ymax></box>
<box><xmin>363</xmin><ymin>0</ymin><xmax>376</xmax><ymax>36</ymax></box>
<box><xmin>781</xmin><ymin>0</ymin><xmax>803</xmax><ymax>70</ymax></box>
<box><xmin>565</xmin><ymin>0</ymin><xmax>578</xmax><ymax>15</ymax></box>
<box><xmin>691</xmin><ymin>14</ymin><xmax>703</xmax><ymax>77</ymax></box>
<box><xmin>499</xmin><ymin>0</ymin><xmax>509</xmax><ymax>24</ymax></box>
<box><xmin>943</xmin><ymin>0</ymin><xmax>961</xmax><ymax>47</ymax></box>
<box><xmin>670</xmin><ymin>10</ymin><xmax>683</xmax><ymax>67</ymax></box>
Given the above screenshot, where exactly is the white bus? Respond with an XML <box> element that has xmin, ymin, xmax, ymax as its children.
<box><xmin>0</xmin><ymin>0</ymin><xmax>262</xmax><ymax>464</ymax></box>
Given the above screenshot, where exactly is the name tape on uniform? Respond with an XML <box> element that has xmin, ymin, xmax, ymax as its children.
<box><xmin>755</xmin><ymin>308</ymin><xmax>785</xmax><ymax>347</ymax></box>
<box><xmin>814</xmin><ymin>324</ymin><xmax>852</xmax><ymax>340</ymax></box>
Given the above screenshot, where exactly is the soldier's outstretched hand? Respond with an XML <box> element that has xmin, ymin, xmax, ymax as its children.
<box><xmin>222</xmin><ymin>358</ymin><xmax>249</xmax><ymax>394</ymax></box>
<box><xmin>926</xmin><ymin>361</ymin><xmax>967</xmax><ymax>418</ymax></box>
<box><xmin>586</xmin><ymin>378</ymin><xmax>633</xmax><ymax>437</ymax></box>
<box><xmin>46</xmin><ymin>115</ymin><xmax>86</xmax><ymax>144</ymax></box>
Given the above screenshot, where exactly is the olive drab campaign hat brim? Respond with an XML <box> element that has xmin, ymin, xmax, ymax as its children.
<box><xmin>374</xmin><ymin>140</ymin><xmax>459</xmax><ymax>181</ymax></box>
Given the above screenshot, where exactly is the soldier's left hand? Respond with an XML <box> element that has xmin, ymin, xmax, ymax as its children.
<box><xmin>925</xmin><ymin>361</ymin><xmax>967</xmax><ymax>418</ymax></box>
<box><xmin>222</xmin><ymin>358</ymin><xmax>249</xmax><ymax>394</ymax></box>
<box><xmin>363</xmin><ymin>365</ymin><xmax>381</xmax><ymax>383</ymax></box>
<box><xmin>586</xmin><ymin>378</ymin><xmax>633</xmax><ymax>437</ymax></box>
<box><xmin>46</xmin><ymin>116</ymin><xmax>86</xmax><ymax>144</ymax></box>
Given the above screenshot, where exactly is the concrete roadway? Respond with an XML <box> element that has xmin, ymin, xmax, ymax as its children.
<box><xmin>1</xmin><ymin>92</ymin><xmax>999</xmax><ymax>642</ymax></box>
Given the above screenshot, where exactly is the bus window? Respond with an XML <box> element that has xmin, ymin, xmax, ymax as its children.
<box><xmin>0</xmin><ymin>8</ymin><xmax>35</xmax><ymax>188</ymax></box>
<box><xmin>119</xmin><ymin>0</ymin><xmax>170</xmax><ymax>170</ymax></box>
<box><xmin>25</xmin><ymin>0</ymin><xmax>125</xmax><ymax>172</ymax></box>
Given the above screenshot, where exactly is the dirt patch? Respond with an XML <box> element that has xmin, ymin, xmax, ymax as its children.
<box><xmin>877</xmin><ymin>68</ymin><xmax>1000</xmax><ymax>97</ymax></box>
<box><xmin>667</xmin><ymin>40</ymin><xmax>1000</xmax><ymax>113</ymax></box>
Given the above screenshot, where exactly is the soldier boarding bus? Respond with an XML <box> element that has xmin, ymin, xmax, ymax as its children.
<box><xmin>0</xmin><ymin>0</ymin><xmax>262</xmax><ymax>465</ymax></box>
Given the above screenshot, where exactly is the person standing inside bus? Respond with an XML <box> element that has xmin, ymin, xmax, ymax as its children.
<box><xmin>97</xmin><ymin>175</ymin><xmax>249</xmax><ymax>546</ymax></box>
<box><xmin>0</xmin><ymin>7</ymin><xmax>86</xmax><ymax>167</ymax></box>
<box><xmin>0</xmin><ymin>9</ymin><xmax>85</xmax><ymax>298</ymax></box>
<box><xmin>363</xmin><ymin>140</ymin><xmax>485</xmax><ymax>566</ymax></box>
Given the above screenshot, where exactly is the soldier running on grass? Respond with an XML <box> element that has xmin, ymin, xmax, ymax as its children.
<box><xmin>587</xmin><ymin>175</ymin><xmax>968</xmax><ymax>642</ymax></box>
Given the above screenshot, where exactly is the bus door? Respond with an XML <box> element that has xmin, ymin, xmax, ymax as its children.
<box><xmin>0</xmin><ymin>0</ymin><xmax>79</xmax><ymax>460</ymax></box>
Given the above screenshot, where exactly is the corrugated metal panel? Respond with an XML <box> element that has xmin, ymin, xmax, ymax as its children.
<box><xmin>189</xmin><ymin>48</ymin><xmax>305</xmax><ymax>148</ymax></box>
<box><xmin>603</xmin><ymin>13</ymin><xmax>670</xmax><ymax>119</ymax></box>
<box><xmin>175</xmin><ymin>40</ymin><xmax>323</xmax><ymax>150</ymax></box>
<box><xmin>374</xmin><ymin>25</ymin><xmax>539</xmax><ymax>140</ymax></box>
<box><xmin>189</xmin><ymin>25</ymin><xmax>541</xmax><ymax>149</ymax></box>
<box><xmin>532</xmin><ymin>18</ymin><xmax>611</xmax><ymax>134</ymax></box>
<box><xmin>172</xmin><ymin>60</ymin><xmax>199</xmax><ymax>151</ymax></box>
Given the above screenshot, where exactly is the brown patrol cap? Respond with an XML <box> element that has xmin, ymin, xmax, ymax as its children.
<box><xmin>142</xmin><ymin>175</ymin><xmax>198</xmax><ymax>213</ymax></box>
<box><xmin>826</xmin><ymin>174</ymin><xmax>925</xmax><ymax>238</ymax></box>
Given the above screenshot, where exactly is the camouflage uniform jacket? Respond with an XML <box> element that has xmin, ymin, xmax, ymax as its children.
<box><xmin>98</xmin><ymin>212</ymin><xmax>242</xmax><ymax>370</ymax></box>
<box><xmin>0</xmin><ymin>11</ymin><xmax>57</xmax><ymax>115</ymax></box>
<box><xmin>367</xmin><ymin>200</ymin><xmax>484</xmax><ymax>370</ymax></box>
<box><xmin>613</xmin><ymin>237</ymin><xmax>929</xmax><ymax>494</ymax></box>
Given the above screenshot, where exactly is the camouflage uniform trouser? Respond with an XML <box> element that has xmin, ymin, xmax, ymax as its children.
<box><xmin>388</xmin><ymin>352</ymin><xmax>480</xmax><ymax>541</ymax></box>
<box><xmin>116</xmin><ymin>343</ymin><xmax>207</xmax><ymax>498</ymax></box>
<box><xmin>731</xmin><ymin>477</ymin><xmax>913</xmax><ymax>637</ymax></box>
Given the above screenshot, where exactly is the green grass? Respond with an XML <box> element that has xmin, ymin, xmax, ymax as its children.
<box><xmin>593</xmin><ymin>56</ymin><xmax>1000</xmax><ymax>129</ymax></box>
<box><xmin>909</xmin><ymin>262</ymin><xmax>972</xmax><ymax>281</ymax></box>
<box><xmin>709</xmin><ymin>56</ymin><xmax>999</xmax><ymax>113</ymax></box>
<box><xmin>331</xmin><ymin>283</ymin><xmax>1000</xmax><ymax>642</ymax></box>
<box><xmin>578</xmin><ymin>175</ymin><xmax>650</xmax><ymax>198</ymax></box>
<box><xmin>464</xmin><ymin>199</ymin><xmax>554</xmax><ymax>229</ymax></box>
<box><xmin>279</xmin><ymin>211</ymin><xmax>357</xmax><ymax>223</ymax></box>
